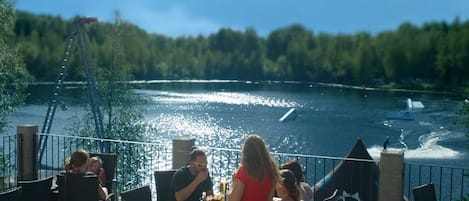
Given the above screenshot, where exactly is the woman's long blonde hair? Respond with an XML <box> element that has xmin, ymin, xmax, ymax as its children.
<box><xmin>241</xmin><ymin>134</ymin><xmax>279</xmax><ymax>183</ymax></box>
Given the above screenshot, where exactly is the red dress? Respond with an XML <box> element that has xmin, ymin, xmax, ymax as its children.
<box><xmin>97</xmin><ymin>168</ymin><xmax>106</xmax><ymax>186</ymax></box>
<box><xmin>233</xmin><ymin>166</ymin><xmax>274</xmax><ymax>201</ymax></box>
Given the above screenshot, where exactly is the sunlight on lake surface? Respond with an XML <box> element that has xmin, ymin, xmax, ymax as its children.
<box><xmin>6</xmin><ymin>81</ymin><xmax>469</xmax><ymax>167</ymax></box>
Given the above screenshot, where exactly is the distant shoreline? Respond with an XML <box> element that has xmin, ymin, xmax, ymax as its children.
<box><xmin>28</xmin><ymin>79</ymin><xmax>466</xmax><ymax>97</ymax></box>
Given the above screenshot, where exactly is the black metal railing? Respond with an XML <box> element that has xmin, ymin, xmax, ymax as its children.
<box><xmin>36</xmin><ymin>133</ymin><xmax>171</xmax><ymax>192</ymax></box>
<box><xmin>405</xmin><ymin>163</ymin><xmax>469</xmax><ymax>201</ymax></box>
<box><xmin>0</xmin><ymin>134</ymin><xmax>17</xmax><ymax>192</ymax></box>
<box><xmin>4</xmin><ymin>133</ymin><xmax>468</xmax><ymax>201</ymax></box>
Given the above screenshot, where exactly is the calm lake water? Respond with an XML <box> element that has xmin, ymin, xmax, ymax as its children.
<box><xmin>6</xmin><ymin>80</ymin><xmax>469</xmax><ymax>168</ymax></box>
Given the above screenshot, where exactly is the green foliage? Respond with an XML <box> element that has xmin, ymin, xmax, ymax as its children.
<box><xmin>12</xmin><ymin>10</ymin><xmax>469</xmax><ymax>90</ymax></box>
<box><xmin>0</xmin><ymin>0</ymin><xmax>30</xmax><ymax>134</ymax></box>
<box><xmin>0</xmin><ymin>151</ymin><xmax>8</xmax><ymax>176</ymax></box>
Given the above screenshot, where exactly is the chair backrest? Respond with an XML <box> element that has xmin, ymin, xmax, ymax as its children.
<box><xmin>89</xmin><ymin>152</ymin><xmax>117</xmax><ymax>191</ymax></box>
<box><xmin>413</xmin><ymin>183</ymin><xmax>437</xmax><ymax>201</ymax></box>
<box><xmin>120</xmin><ymin>185</ymin><xmax>151</xmax><ymax>201</ymax></box>
<box><xmin>323</xmin><ymin>189</ymin><xmax>341</xmax><ymax>201</ymax></box>
<box><xmin>0</xmin><ymin>187</ymin><xmax>22</xmax><ymax>201</ymax></box>
<box><xmin>56</xmin><ymin>173</ymin><xmax>100</xmax><ymax>201</ymax></box>
<box><xmin>154</xmin><ymin>170</ymin><xmax>176</xmax><ymax>201</ymax></box>
<box><xmin>18</xmin><ymin>176</ymin><xmax>53</xmax><ymax>201</ymax></box>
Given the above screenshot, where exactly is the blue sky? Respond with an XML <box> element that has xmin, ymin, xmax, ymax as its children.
<box><xmin>15</xmin><ymin>0</ymin><xmax>469</xmax><ymax>37</ymax></box>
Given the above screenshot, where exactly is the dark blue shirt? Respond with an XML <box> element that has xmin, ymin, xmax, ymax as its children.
<box><xmin>169</xmin><ymin>166</ymin><xmax>213</xmax><ymax>201</ymax></box>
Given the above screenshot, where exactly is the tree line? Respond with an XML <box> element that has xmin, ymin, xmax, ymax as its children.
<box><xmin>12</xmin><ymin>11</ymin><xmax>469</xmax><ymax>90</ymax></box>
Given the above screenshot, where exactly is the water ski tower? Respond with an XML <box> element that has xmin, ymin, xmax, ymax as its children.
<box><xmin>38</xmin><ymin>17</ymin><xmax>106</xmax><ymax>162</ymax></box>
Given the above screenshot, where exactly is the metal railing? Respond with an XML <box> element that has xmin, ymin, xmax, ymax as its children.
<box><xmin>4</xmin><ymin>132</ymin><xmax>469</xmax><ymax>201</ymax></box>
<box><xmin>405</xmin><ymin>163</ymin><xmax>469</xmax><ymax>201</ymax></box>
<box><xmin>0</xmin><ymin>134</ymin><xmax>17</xmax><ymax>192</ymax></box>
<box><xmin>36</xmin><ymin>133</ymin><xmax>171</xmax><ymax>192</ymax></box>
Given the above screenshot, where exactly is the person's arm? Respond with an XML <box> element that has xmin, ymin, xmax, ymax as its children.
<box><xmin>267</xmin><ymin>184</ymin><xmax>275</xmax><ymax>201</ymax></box>
<box><xmin>98</xmin><ymin>184</ymin><xmax>108</xmax><ymax>200</ymax></box>
<box><xmin>98</xmin><ymin>168</ymin><xmax>106</xmax><ymax>185</ymax></box>
<box><xmin>227</xmin><ymin>178</ymin><xmax>244</xmax><ymax>201</ymax></box>
<box><xmin>175</xmin><ymin>170</ymin><xmax>209</xmax><ymax>201</ymax></box>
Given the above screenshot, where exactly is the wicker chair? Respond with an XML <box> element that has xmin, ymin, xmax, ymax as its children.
<box><xmin>413</xmin><ymin>183</ymin><xmax>437</xmax><ymax>201</ymax></box>
<box><xmin>154</xmin><ymin>170</ymin><xmax>176</xmax><ymax>201</ymax></box>
<box><xmin>120</xmin><ymin>185</ymin><xmax>151</xmax><ymax>201</ymax></box>
<box><xmin>18</xmin><ymin>176</ymin><xmax>53</xmax><ymax>201</ymax></box>
<box><xmin>0</xmin><ymin>187</ymin><xmax>22</xmax><ymax>201</ymax></box>
<box><xmin>56</xmin><ymin>173</ymin><xmax>112</xmax><ymax>201</ymax></box>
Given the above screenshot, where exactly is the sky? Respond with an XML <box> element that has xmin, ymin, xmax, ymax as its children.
<box><xmin>14</xmin><ymin>0</ymin><xmax>469</xmax><ymax>37</ymax></box>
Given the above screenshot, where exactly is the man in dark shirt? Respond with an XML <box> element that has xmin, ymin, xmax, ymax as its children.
<box><xmin>170</xmin><ymin>147</ymin><xmax>213</xmax><ymax>201</ymax></box>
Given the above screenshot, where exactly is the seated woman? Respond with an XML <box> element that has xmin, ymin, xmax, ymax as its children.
<box><xmin>88</xmin><ymin>156</ymin><xmax>106</xmax><ymax>186</ymax></box>
<box><xmin>280</xmin><ymin>160</ymin><xmax>313</xmax><ymax>201</ymax></box>
<box><xmin>62</xmin><ymin>149</ymin><xmax>108</xmax><ymax>200</ymax></box>
<box><xmin>276</xmin><ymin>169</ymin><xmax>300</xmax><ymax>201</ymax></box>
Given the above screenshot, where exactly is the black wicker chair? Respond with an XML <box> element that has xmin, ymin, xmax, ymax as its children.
<box><xmin>18</xmin><ymin>176</ymin><xmax>53</xmax><ymax>201</ymax></box>
<box><xmin>154</xmin><ymin>170</ymin><xmax>176</xmax><ymax>201</ymax></box>
<box><xmin>0</xmin><ymin>187</ymin><xmax>22</xmax><ymax>201</ymax></box>
<box><xmin>413</xmin><ymin>183</ymin><xmax>437</xmax><ymax>201</ymax></box>
<box><xmin>120</xmin><ymin>185</ymin><xmax>151</xmax><ymax>201</ymax></box>
<box><xmin>56</xmin><ymin>173</ymin><xmax>112</xmax><ymax>201</ymax></box>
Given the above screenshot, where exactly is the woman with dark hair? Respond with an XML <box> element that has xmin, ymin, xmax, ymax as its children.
<box><xmin>280</xmin><ymin>160</ymin><xmax>313</xmax><ymax>201</ymax></box>
<box><xmin>63</xmin><ymin>149</ymin><xmax>108</xmax><ymax>200</ymax></box>
<box><xmin>65</xmin><ymin>149</ymin><xmax>90</xmax><ymax>173</ymax></box>
<box><xmin>228</xmin><ymin>134</ymin><xmax>279</xmax><ymax>201</ymax></box>
<box><xmin>276</xmin><ymin>169</ymin><xmax>300</xmax><ymax>201</ymax></box>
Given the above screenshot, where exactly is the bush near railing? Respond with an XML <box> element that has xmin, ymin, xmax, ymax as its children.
<box><xmin>0</xmin><ymin>134</ymin><xmax>17</xmax><ymax>192</ymax></box>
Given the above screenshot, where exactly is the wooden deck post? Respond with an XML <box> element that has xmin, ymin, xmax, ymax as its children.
<box><xmin>172</xmin><ymin>138</ymin><xmax>195</xmax><ymax>169</ymax></box>
<box><xmin>17</xmin><ymin>124</ymin><xmax>38</xmax><ymax>181</ymax></box>
<box><xmin>379</xmin><ymin>150</ymin><xmax>404</xmax><ymax>201</ymax></box>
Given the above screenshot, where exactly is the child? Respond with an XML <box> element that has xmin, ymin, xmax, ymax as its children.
<box><xmin>88</xmin><ymin>156</ymin><xmax>106</xmax><ymax>186</ymax></box>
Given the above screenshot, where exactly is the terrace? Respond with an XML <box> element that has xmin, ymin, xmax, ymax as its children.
<box><xmin>1</xmin><ymin>125</ymin><xmax>468</xmax><ymax>201</ymax></box>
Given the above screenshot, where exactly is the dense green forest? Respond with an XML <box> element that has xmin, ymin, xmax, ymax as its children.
<box><xmin>11</xmin><ymin>11</ymin><xmax>469</xmax><ymax>90</ymax></box>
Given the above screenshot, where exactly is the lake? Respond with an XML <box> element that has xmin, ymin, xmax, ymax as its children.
<box><xmin>6</xmin><ymin>80</ymin><xmax>469</xmax><ymax>168</ymax></box>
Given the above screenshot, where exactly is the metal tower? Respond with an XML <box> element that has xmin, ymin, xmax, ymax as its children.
<box><xmin>38</xmin><ymin>17</ymin><xmax>106</xmax><ymax>162</ymax></box>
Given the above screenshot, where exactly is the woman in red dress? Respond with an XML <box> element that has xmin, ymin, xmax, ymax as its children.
<box><xmin>228</xmin><ymin>134</ymin><xmax>279</xmax><ymax>201</ymax></box>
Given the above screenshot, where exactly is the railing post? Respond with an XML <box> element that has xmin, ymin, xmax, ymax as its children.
<box><xmin>379</xmin><ymin>150</ymin><xmax>404</xmax><ymax>201</ymax></box>
<box><xmin>172</xmin><ymin>138</ymin><xmax>195</xmax><ymax>169</ymax></box>
<box><xmin>17</xmin><ymin>124</ymin><xmax>38</xmax><ymax>181</ymax></box>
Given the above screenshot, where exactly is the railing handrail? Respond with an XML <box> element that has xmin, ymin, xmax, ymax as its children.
<box><xmin>36</xmin><ymin>132</ymin><xmax>164</xmax><ymax>146</ymax></box>
<box><xmin>35</xmin><ymin>133</ymin><xmax>467</xmax><ymax>169</ymax></box>
<box><xmin>404</xmin><ymin>161</ymin><xmax>468</xmax><ymax>170</ymax></box>
<box><xmin>0</xmin><ymin>133</ymin><xmax>17</xmax><ymax>138</ymax></box>
<box><xmin>4</xmin><ymin>133</ymin><xmax>467</xmax><ymax>201</ymax></box>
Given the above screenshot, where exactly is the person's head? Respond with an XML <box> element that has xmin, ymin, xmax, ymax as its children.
<box><xmin>65</xmin><ymin>149</ymin><xmax>90</xmax><ymax>173</ymax></box>
<box><xmin>189</xmin><ymin>147</ymin><xmax>208</xmax><ymax>173</ymax></box>
<box><xmin>276</xmin><ymin>169</ymin><xmax>300</xmax><ymax>201</ymax></box>
<box><xmin>88</xmin><ymin>156</ymin><xmax>103</xmax><ymax>173</ymax></box>
<box><xmin>241</xmin><ymin>134</ymin><xmax>279</xmax><ymax>182</ymax></box>
<box><xmin>280</xmin><ymin>160</ymin><xmax>304</xmax><ymax>184</ymax></box>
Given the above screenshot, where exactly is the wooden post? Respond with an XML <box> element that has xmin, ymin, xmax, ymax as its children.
<box><xmin>379</xmin><ymin>150</ymin><xmax>404</xmax><ymax>201</ymax></box>
<box><xmin>17</xmin><ymin>124</ymin><xmax>38</xmax><ymax>181</ymax></box>
<box><xmin>172</xmin><ymin>138</ymin><xmax>195</xmax><ymax>169</ymax></box>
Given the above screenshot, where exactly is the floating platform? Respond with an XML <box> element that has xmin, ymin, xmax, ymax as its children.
<box><xmin>407</xmin><ymin>98</ymin><xmax>424</xmax><ymax>110</ymax></box>
<box><xmin>279</xmin><ymin>108</ymin><xmax>297</xmax><ymax>122</ymax></box>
